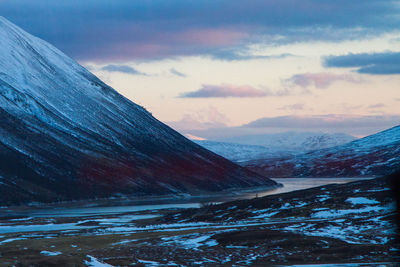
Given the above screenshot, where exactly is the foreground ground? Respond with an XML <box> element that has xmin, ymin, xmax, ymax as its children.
<box><xmin>0</xmin><ymin>176</ymin><xmax>398</xmax><ymax>266</ymax></box>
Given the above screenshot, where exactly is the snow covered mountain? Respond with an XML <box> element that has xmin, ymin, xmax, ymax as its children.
<box><xmin>0</xmin><ymin>17</ymin><xmax>277</xmax><ymax>205</ymax></box>
<box><xmin>193</xmin><ymin>132</ymin><xmax>355</xmax><ymax>163</ymax></box>
<box><xmin>243</xmin><ymin>125</ymin><xmax>400</xmax><ymax>177</ymax></box>
<box><xmin>194</xmin><ymin>140</ymin><xmax>291</xmax><ymax>162</ymax></box>
<box><xmin>215</xmin><ymin>132</ymin><xmax>356</xmax><ymax>154</ymax></box>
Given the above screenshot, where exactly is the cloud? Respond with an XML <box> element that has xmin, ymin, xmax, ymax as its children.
<box><xmin>340</xmin><ymin>103</ymin><xmax>363</xmax><ymax>113</ymax></box>
<box><xmin>168</xmin><ymin>114</ymin><xmax>225</xmax><ymax>131</ymax></box>
<box><xmin>185</xmin><ymin>134</ymin><xmax>207</xmax><ymax>141</ymax></box>
<box><xmin>176</xmin><ymin>28</ymin><xmax>248</xmax><ymax>46</ymax></box>
<box><xmin>179</xmin><ymin>84</ymin><xmax>269</xmax><ymax>98</ymax></box>
<box><xmin>1</xmin><ymin>1</ymin><xmax>398</xmax><ymax>61</ymax></box>
<box><xmin>323</xmin><ymin>52</ymin><xmax>400</xmax><ymax>75</ymax></box>
<box><xmin>368</xmin><ymin>103</ymin><xmax>385</xmax><ymax>109</ymax></box>
<box><xmin>244</xmin><ymin>114</ymin><xmax>400</xmax><ymax>130</ymax></box>
<box><xmin>101</xmin><ymin>64</ymin><xmax>147</xmax><ymax>75</ymax></box>
<box><xmin>170</xmin><ymin>114</ymin><xmax>400</xmax><ymax>139</ymax></box>
<box><xmin>286</xmin><ymin>72</ymin><xmax>363</xmax><ymax>89</ymax></box>
<box><xmin>278</xmin><ymin>103</ymin><xmax>306</xmax><ymax>111</ymax></box>
<box><xmin>170</xmin><ymin>68</ymin><xmax>186</xmax><ymax>77</ymax></box>
<box><xmin>166</xmin><ymin>106</ymin><xmax>229</xmax><ymax>131</ymax></box>
<box><xmin>208</xmin><ymin>50</ymin><xmax>294</xmax><ymax>61</ymax></box>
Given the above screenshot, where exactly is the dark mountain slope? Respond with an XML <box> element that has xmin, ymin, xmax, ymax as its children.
<box><xmin>0</xmin><ymin>17</ymin><xmax>277</xmax><ymax>205</ymax></box>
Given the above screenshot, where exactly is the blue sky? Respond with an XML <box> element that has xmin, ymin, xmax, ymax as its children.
<box><xmin>1</xmin><ymin>0</ymin><xmax>399</xmax><ymax>138</ymax></box>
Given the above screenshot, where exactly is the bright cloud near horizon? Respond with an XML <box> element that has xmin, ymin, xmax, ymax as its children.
<box><xmin>2</xmin><ymin>0</ymin><xmax>399</xmax><ymax>138</ymax></box>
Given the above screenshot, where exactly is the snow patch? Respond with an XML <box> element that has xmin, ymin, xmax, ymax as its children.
<box><xmin>0</xmin><ymin>237</ymin><xmax>27</xmax><ymax>245</ymax></box>
<box><xmin>85</xmin><ymin>255</ymin><xmax>113</xmax><ymax>267</ymax></box>
<box><xmin>346</xmin><ymin>197</ymin><xmax>379</xmax><ymax>205</ymax></box>
<box><xmin>40</xmin><ymin>251</ymin><xmax>62</xmax><ymax>256</ymax></box>
<box><xmin>161</xmin><ymin>234</ymin><xmax>216</xmax><ymax>250</ymax></box>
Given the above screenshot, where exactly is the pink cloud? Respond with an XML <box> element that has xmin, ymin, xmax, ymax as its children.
<box><xmin>287</xmin><ymin>72</ymin><xmax>363</xmax><ymax>89</ymax></box>
<box><xmin>185</xmin><ymin>134</ymin><xmax>207</xmax><ymax>140</ymax></box>
<box><xmin>82</xmin><ymin>28</ymin><xmax>249</xmax><ymax>62</ymax></box>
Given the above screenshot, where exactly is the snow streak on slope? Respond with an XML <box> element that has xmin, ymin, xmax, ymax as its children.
<box><xmin>0</xmin><ymin>17</ymin><xmax>277</xmax><ymax>205</ymax></box>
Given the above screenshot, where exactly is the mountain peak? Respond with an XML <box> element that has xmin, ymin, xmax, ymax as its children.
<box><xmin>0</xmin><ymin>16</ymin><xmax>30</xmax><ymax>39</ymax></box>
<box><xmin>0</xmin><ymin>16</ymin><xmax>11</xmax><ymax>25</ymax></box>
<box><xmin>0</xmin><ymin>15</ymin><xmax>108</xmax><ymax>128</ymax></box>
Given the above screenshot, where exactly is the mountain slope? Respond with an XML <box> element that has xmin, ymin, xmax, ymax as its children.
<box><xmin>243</xmin><ymin>126</ymin><xmax>400</xmax><ymax>177</ymax></box>
<box><xmin>0</xmin><ymin>17</ymin><xmax>277</xmax><ymax>205</ymax></box>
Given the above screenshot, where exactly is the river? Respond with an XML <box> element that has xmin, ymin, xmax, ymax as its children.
<box><xmin>3</xmin><ymin>177</ymin><xmax>374</xmax><ymax>218</ymax></box>
<box><xmin>249</xmin><ymin>177</ymin><xmax>374</xmax><ymax>198</ymax></box>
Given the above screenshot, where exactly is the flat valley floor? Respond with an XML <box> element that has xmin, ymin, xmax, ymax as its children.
<box><xmin>0</xmin><ymin>177</ymin><xmax>398</xmax><ymax>266</ymax></box>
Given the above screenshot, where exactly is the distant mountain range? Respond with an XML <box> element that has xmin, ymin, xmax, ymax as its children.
<box><xmin>194</xmin><ymin>132</ymin><xmax>356</xmax><ymax>162</ymax></box>
<box><xmin>194</xmin><ymin>140</ymin><xmax>282</xmax><ymax>162</ymax></box>
<box><xmin>243</xmin><ymin>125</ymin><xmax>400</xmax><ymax>177</ymax></box>
<box><xmin>214</xmin><ymin>132</ymin><xmax>356</xmax><ymax>153</ymax></box>
<box><xmin>0</xmin><ymin>17</ymin><xmax>277</xmax><ymax>205</ymax></box>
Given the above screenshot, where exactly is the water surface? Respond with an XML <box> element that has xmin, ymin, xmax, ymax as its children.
<box><xmin>254</xmin><ymin>177</ymin><xmax>374</xmax><ymax>198</ymax></box>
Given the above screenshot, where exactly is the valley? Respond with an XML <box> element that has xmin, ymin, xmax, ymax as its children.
<box><xmin>0</xmin><ymin>176</ymin><xmax>397</xmax><ymax>266</ymax></box>
<box><xmin>0</xmin><ymin>13</ymin><xmax>399</xmax><ymax>267</ymax></box>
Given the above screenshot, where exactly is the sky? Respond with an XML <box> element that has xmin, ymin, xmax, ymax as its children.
<box><xmin>1</xmin><ymin>0</ymin><xmax>400</xmax><ymax>139</ymax></box>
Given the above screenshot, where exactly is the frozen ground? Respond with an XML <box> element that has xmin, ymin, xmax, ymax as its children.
<box><xmin>0</xmin><ymin>177</ymin><xmax>398</xmax><ymax>266</ymax></box>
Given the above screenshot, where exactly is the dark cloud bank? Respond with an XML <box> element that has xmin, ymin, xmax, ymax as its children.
<box><xmin>179</xmin><ymin>84</ymin><xmax>268</xmax><ymax>98</ymax></box>
<box><xmin>101</xmin><ymin>64</ymin><xmax>147</xmax><ymax>75</ymax></box>
<box><xmin>324</xmin><ymin>52</ymin><xmax>400</xmax><ymax>75</ymax></box>
<box><xmin>1</xmin><ymin>0</ymin><xmax>398</xmax><ymax>62</ymax></box>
